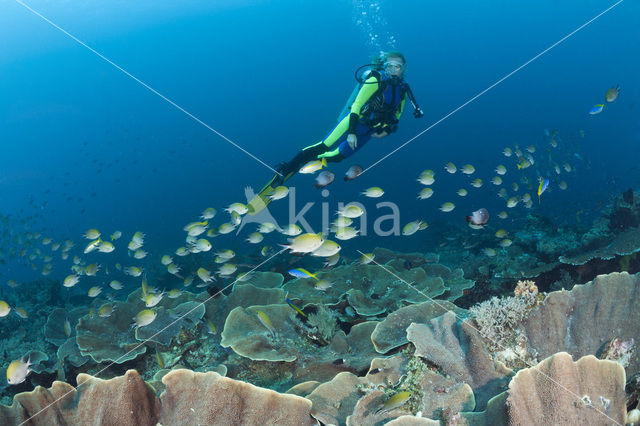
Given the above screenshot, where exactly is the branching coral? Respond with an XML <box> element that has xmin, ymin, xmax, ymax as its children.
<box><xmin>305</xmin><ymin>305</ymin><xmax>337</xmax><ymax>345</ymax></box>
<box><xmin>469</xmin><ymin>285</ymin><xmax>538</xmax><ymax>355</ymax></box>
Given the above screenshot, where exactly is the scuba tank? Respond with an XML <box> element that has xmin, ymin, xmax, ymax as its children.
<box><xmin>337</xmin><ymin>59</ymin><xmax>384</xmax><ymax>123</ymax></box>
<box><xmin>337</xmin><ymin>83</ymin><xmax>362</xmax><ymax>123</ymax></box>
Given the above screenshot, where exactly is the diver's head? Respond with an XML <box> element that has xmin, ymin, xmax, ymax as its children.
<box><xmin>383</xmin><ymin>51</ymin><xmax>406</xmax><ymax>80</ymax></box>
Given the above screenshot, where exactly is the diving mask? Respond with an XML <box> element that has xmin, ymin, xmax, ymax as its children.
<box><xmin>384</xmin><ymin>60</ymin><xmax>405</xmax><ymax>75</ymax></box>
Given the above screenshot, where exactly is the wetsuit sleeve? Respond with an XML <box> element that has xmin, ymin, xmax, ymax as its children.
<box><xmin>348</xmin><ymin>75</ymin><xmax>380</xmax><ymax>134</ymax></box>
<box><xmin>395</xmin><ymin>93</ymin><xmax>407</xmax><ymax>120</ymax></box>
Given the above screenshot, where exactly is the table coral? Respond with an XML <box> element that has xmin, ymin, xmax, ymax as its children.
<box><xmin>506</xmin><ymin>352</ymin><xmax>626</xmax><ymax>425</ymax></box>
<box><xmin>520</xmin><ymin>271</ymin><xmax>640</xmax><ymax>375</ymax></box>
<box><xmin>371</xmin><ymin>300</ymin><xmax>465</xmax><ymax>354</ymax></box>
<box><xmin>283</xmin><ymin>263</ymin><xmax>447</xmax><ymax>316</ymax></box>
<box><xmin>159</xmin><ymin>369</ymin><xmax>316</xmax><ymax>425</ymax></box>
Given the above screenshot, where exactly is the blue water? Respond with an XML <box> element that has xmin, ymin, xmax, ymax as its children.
<box><xmin>1</xmin><ymin>0</ymin><xmax>639</xmax><ymax>280</ymax></box>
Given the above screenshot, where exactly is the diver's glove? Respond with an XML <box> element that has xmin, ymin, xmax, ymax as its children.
<box><xmin>347</xmin><ymin>133</ymin><xmax>358</xmax><ymax>150</ymax></box>
<box><xmin>414</xmin><ymin>107</ymin><xmax>424</xmax><ymax>118</ymax></box>
<box><xmin>381</xmin><ymin>119</ymin><xmax>399</xmax><ymax>134</ymax></box>
<box><xmin>381</xmin><ymin>124</ymin><xmax>398</xmax><ymax>134</ymax></box>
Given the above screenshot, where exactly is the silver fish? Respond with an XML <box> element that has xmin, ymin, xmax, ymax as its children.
<box><xmin>344</xmin><ymin>165</ymin><xmax>363</xmax><ymax>181</ymax></box>
<box><xmin>314</xmin><ymin>171</ymin><xmax>335</xmax><ymax>188</ymax></box>
<box><xmin>466</xmin><ymin>208</ymin><xmax>490</xmax><ymax>227</ymax></box>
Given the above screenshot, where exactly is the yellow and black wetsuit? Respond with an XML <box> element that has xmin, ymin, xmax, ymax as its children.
<box><xmin>248</xmin><ymin>71</ymin><xmax>408</xmax><ymax>214</ymax></box>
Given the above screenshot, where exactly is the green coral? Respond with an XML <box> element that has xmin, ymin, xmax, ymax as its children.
<box><xmin>135</xmin><ymin>301</ymin><xmax>205</xmax><ymax>345</ymax></box>
<box><xmin>306</xmin><ymin>306</ymin><xmax>337</xmax><ymax>344</ymax></box>
<box><xmin>355</xmin><ymin>345</ymin><xmax>427</xmax><ymax>415</ymax></box>
<box><xmin>392</xmin><ymin>345</ymin><xmax>427</xmax><ymax>415</ymax></box>
<box><xmin>282</xmin><ymin>263</ymin><xmax>446</xmax><ymax>315</ymax></box>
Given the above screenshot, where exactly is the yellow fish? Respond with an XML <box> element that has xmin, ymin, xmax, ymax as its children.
<box><xmin>0</xmin><ymin>301</ymin><xmax>10</xmax><ymax>317</ymax></box>
<box><xmin>205</xmin><ymin>319</ymin><xmax>217</xmax><ymax>334</ymax></box>
<box><xmin>376</xmin><ymin>391</ymin><xmax>411</xmax><ymax>415</ymax></box>
<box><xmin>299</xmin><ymin>158</ymin><xmax>327</xmax><ymax>174</ymax></box>
<box><xmin>6</xmin><ymin>357</ymin><xmax>32</xmax><ymax>385</ymax></box>
<box><xmin>84</xmin><ymin>229</ymin><xmax>100</xmax><ymax>240</ymax></box>
<box><xmin>134</xmin><ymin>309</ymin><xmax>157</xmax><ymax>327</ymax></box>
<box><xmin>256</xmin><ymin>310</ymin><xmax>276</xmax><ymax>338</ymax></box>
<box><xmin>155</xmin><ymin>345</ymin><xmax>165</xmax><ymax>369</ymax></box>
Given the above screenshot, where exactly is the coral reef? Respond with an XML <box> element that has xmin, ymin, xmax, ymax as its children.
<box><xmin>560</xmin><ymin>191</ymin><xmax>640</xmax><ymax>265</ymax></box>
<box><xmin>238</xmin><ymin>271</ymin><xmax>285</xmax><ymax>288</ymax></box>
<box><xmin>220</xmin><ymin>304</ymin><xmax>298</xmax><ymax>362</ymax></box>
<box><xmin>506</xmin><ymin>352</ymin><xmax>626</xmax><ymax>425</ymax></box>
<box><xmin>372</xmin><ymin>247</ymin><xmax>436</xmax><ymax>268</ymax></box>
<box><xmin>57</xmin><ymin>337</ymin><xmax>90</xmax><ymax>368</ymax></box>
<box><xmin>469</xmin><ymin>287</ymin><xmax>538</xmax><ymax>354</ymax></box>
<box><xmin>370</xmin><ymin>300</ymin><xmax>465</xmax><ymax>354</ymax></box>
<box><xmin>305</xmin><ymin>305</ymin><xmax>337</xmax><ymax>344</ymax></box>
<box><xmin>306</xmin><ymin>371</ymin><xmax>365</xmax><ymax>425</ymax></box>
<box><xmin>204</xmin><ymin>282</ymin><xmax>287</xmax><ymax>340</ymax></box>
<box><xmin>282</xmin><ymin>263</ymin><xmax>448</xmax><ymax>316</ymax></box>
<box><xmin>221</xmin><ymin>301</ymin><xmax>381</xmax><ymax>387</ymax></box>
<box><xmin>2</xmin><ymin>239</ymin><xmax>638</xmax><ymax>426</ymax></box>
<box><xmin>420</xmin><ymin>264</ymin><xmax>476</xmax><ymax>302</ymax></box>
<box><xmin>406</xmin><ymin>312</ymin><xmax>512</xmax><ymax>409</ymax></box>
<box><xmin>44</xmin><ymin>308</ymin><xmax>72</xmax><ymax>347</ymax></box>
<box><xmin>519</xmin><ymin>271</ymin><xmax>640</xmax><ymax>375</ymax></box>
<box><xmin>601</xmin><ymin>337</ymin><xmax>635</xmax><ymax>368</ymax></box>
<box><xmin>159</xmin><ymin>369</ymin><xmax>315</xmax><ymax>425</ymax></box>
<box><xmin>0</xmin><ymin>370</ymin><xmax>160</xmax><ymax>425</ymax></box>
<box><xmin>559</xmin><ymin>226</ymin><xmax>640</xmax><ymax>265</ymax></box>
<box><xmin>75</xmin><ymin>297</ymin><xmax>148</xmax><ymax>364</ymax></box>
<box><xmin>134</xmin><ymin>301</ymin><xmax>205</xmax><ymax>345</ymax></box>
<box><xmin>0</xmin><ymin>369</ymin><xmax>316</xmax><ymax>426</ymax></box>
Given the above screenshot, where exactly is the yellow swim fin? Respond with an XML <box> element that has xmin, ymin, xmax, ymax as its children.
<box><xmin>247</xmin><ymin>171</ymin><xmax>296</xmax><ymax>215</ymax></box>
<box><xmin>247</xmin><ymin>184</ymin><xmax>273</xmax><ymax>215</ymax></box>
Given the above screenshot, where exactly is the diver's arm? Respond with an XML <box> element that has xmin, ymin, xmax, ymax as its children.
<box><xmin>348</xmin><ymin>75</ymin><xmax>380</xmax><ymax>134</ymax></box>
<box><xmin>394</xmin><ymin>95</ymin><xmax>407</xmax><ymax>121</ymax></box>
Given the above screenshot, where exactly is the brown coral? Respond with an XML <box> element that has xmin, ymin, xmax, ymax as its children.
<box><xmin>406</xmin><ymin>312</ymin><xmax>511</xmax><ymax>409</ymax></box>
<box><xmin>0</xmin><ymin>370</ymin><xmax>159</xmax><ymax>426</ymax></box>
<box><xmin>371</xmin><ymin>300</ymin><xmax>464</xmax><ymax>354</ymax></box>
<box><xmin>520</xmin><ymin>271</ymin><xmax>640</xmax><ymax>375</ymax></box>
<box><xmin>0</xmin><ymin>369</ymin><xmax>317</xmax><ymax>425</ymax></box>
<box><xmin>506</xmin><ymin>352</ymin><xmax>626</xmax><ymax>425</ymax></box>
<box><xmin>159</xmin><ymin>369</ymin><xmax>315</xmax><ymax>425</ymax></box>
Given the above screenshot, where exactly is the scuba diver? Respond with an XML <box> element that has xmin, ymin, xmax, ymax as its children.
<box><xmin>247</xmin><ymin>51</ymin><xmax>423</xmax><ymax>214</ymax></box>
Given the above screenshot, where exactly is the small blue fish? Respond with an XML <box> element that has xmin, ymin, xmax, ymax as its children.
<box><xmin>538</xmin><ymin>178</ymin><xmax>549</xmax><ymax>203</ymax></box>
<box><xmin>589</xmin><ymin>104</ymin><xmax>604</xmax><ymax>115</ymax></box>
<box><xmin>287</xmin><ymin>268</ymin><xmax>319</xmax><ymax>281</ymax></box>
<box><xmin>285</xmin><ymin>298</ymin><xmax>307</xmax><ymax>317</ymax></box>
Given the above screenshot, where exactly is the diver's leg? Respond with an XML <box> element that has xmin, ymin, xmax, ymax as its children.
<box><xmin>253</xmin><ymin>142</ymin><xmax>324</xmax><ymax>203</ymax></box>
<box><xmin>248</xmin><ymin>116</ymin><xmax>351</xmax><ymax>214</ymax></box>
<box><xmin>277</xmin><ymin>142</ymin><xmax>328</xmax><ymax>181</ymax></box>
<box><xmin>318</xmin><ymin>147</ymin><xmax>345</xmax><ymax>163</ymax></box>
<box><xmin>272</xmin><ymin>115</ymin><xmax>352</xmax><ymax>184</ymax></box>
<box><xmin>320</xmin><ymin>123</ymin><xmax>374</xmax><ymax>161</ymax></box>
